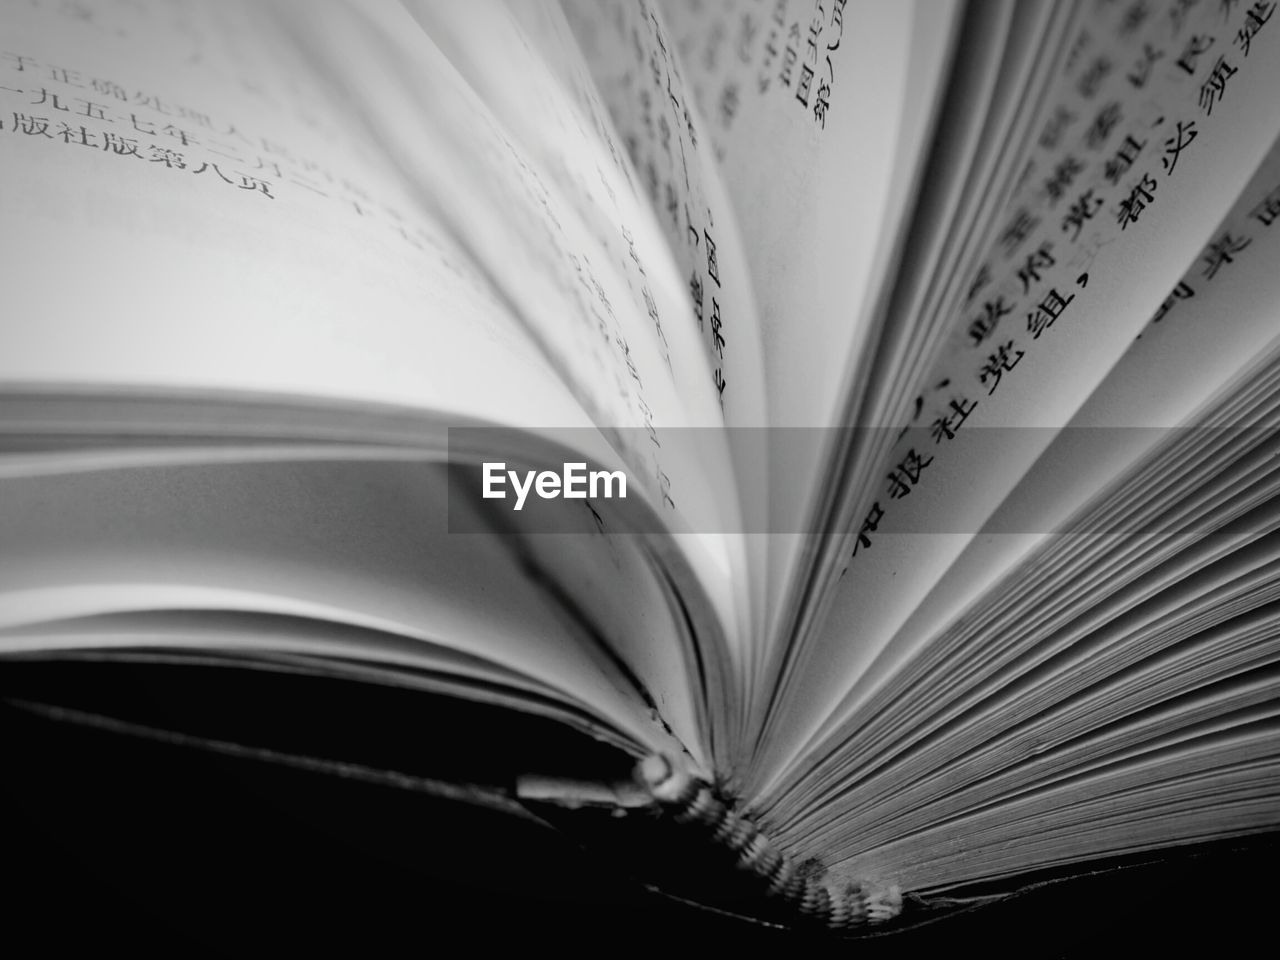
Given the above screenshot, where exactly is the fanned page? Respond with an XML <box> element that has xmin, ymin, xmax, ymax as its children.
<box><xmin>650</xmin><ymin>0</ymin><xmax>962</xmax><ymax>648</ymax></box>
<box><xmin>508</xmin><ymin>0</ymin><xmax>775</xmax><ymax>698</ymax></box>
<box><xmin>777</xmin><ymin>134</ymin><xmax>1280</xmax><ymax>894</ymax></box>
<box><xmin>564</xmin><ymin>0</ymin><xmax>965</xmax><ymax>745</ymax></box>
<box><xmin>0</xmin><ymin>458</ymin><xmax>673</xmax><ymax>755</ymax></box>
<box><xmin>0</xmin><ymin>0</ymin><xmax>753</xmax><ymax>769</ymax></box>
<box><xmin>750</xmin><ymin>3</ymin><xmax>1280</xmax><ymax>891</ymax></box>
<box><xmin>383</xmin><ymin>0</ymin><xmax>770</xmax><ymax>747</ymax></box>
<box><xmin>754</xmin><ymin>0</ymin><xmax>1280</xmax><ymax>773</ymax></box>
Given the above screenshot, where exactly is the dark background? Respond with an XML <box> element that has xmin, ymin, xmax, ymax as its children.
<box><xmin>3</xmin><ymin>658</ymin><xmax>1275</xmax><ymax>956</ymax></box>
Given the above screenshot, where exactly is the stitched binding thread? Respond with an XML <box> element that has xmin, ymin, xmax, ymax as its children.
<box><xmin>637</xmin><ymin>754</ymin><xmax>903</xmax><ymax>930</ymax></box>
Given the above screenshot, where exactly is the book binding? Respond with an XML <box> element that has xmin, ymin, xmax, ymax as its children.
<box><xmin>638</xmin><ymin>754</ymin><xmax>902</xmax><ymax>930</ymax></box>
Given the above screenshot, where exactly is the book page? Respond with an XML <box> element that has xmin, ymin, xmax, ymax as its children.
<box><xmin>0</xmin><ymin>0</ymin><xmax>748</xmax><ymax>548</ymax></box>
<box><xmin>762</xmin><ymin>0</ymin><xmax>1280</xmax><ymax>792</ymax></box>
<box><xmin>0</xmin><ymin>457</ymin><xmax>686</xmax><ymax>757</ymax></box>
<box><xmin>770</xmin><ymin>140</ymin><xmax>1280</xmax><ymax>831</ymax></box>
<box><xmin>652</xmin><ymin>0</ymin><xmax>962</xmax><ymax>565</ymax></box>
<box><xmin>552</xmin><ymin>0</ymin><xmax>768</xmax><ymax>435</ymax></box>
<box><xmin>0</xmin><ymin>0</ymin><xmax>594</xmax><ymax>435</ymax></box>
<box><xmin>275</xmin><ymin>4</ymin><xmax>757</xmax><ymax>648</ymax></box>
<box><xmin>785</xmin><ymin>483</ymin><xmax>1280</xmax><ymax>879</ymax></box>
<box><xmin>395</xmin><ymin>0</ymin><xmax>769</xmax><ymax>710</ymax></box>
<box><xmin>3</xmin><ymin>611</ymin><xmax>577</xmax><ymax>721</ymax></box>
<box><xmin>750</xmin><ymin>2</ymin><xmax>1063</xmax><ymax>733</ymax></box>
<box><xmin>0</xmin><ymin>0</ymin><xmax>744</xmax><ymax>761</ymax></box>
<box><xmin>566</xmin><ymin>0</ymin><xmax>965</xmax><ymax>728</ymax></box>
<box><xmin>878</xmin><ymin>133</ymin><xmax>1280</xmax><ymax>680</ymax></box>
<box><xmin>294</xmin><ymin>0</ymin><xmax>760</xmax><ymax>748</ymax></box>
<box><xmin>290</xmin><ymin>1</ymin><xmax>744</xmax><ymax>518</ymax></box>
<box><xmin>550</xmin><ymin>0</ymin><xmax>776</xmax><ymax>707</ymax></box>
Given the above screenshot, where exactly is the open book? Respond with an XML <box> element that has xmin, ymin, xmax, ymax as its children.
<box><xmin>5</xmin><ymin>0</ymin><xmax>1280</xmax><ymax>933</ymax></box>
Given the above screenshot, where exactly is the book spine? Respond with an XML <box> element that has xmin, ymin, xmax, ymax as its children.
<box><xmin>638</xmin><ymin>754</ymin><xmax>902</xmax><ymax>930</ymax></box>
